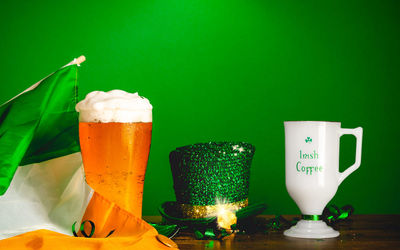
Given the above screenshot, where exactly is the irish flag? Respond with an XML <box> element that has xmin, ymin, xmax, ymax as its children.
<box><xmin>0</xmin><ymin>57</ymin><xmax>176</xmax><ymax>249</ymax></box>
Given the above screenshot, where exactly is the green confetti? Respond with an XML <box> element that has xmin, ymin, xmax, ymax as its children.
<box><xmin>194</xmin><ymin>230</ymin><xmax>204</xmax><ymax>239</ymax></box>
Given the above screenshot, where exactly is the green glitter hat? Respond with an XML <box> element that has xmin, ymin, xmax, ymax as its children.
<box><xmin>159</xmin><ymin>142</ymin><xmax>266</xmax><ymax>225</ymax></box>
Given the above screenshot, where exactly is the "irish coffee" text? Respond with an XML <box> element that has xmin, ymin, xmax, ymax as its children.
<box><xmin>296</xmin><ymin>150</ymin><xmax>323</xmax><ymax>175</ymax></box>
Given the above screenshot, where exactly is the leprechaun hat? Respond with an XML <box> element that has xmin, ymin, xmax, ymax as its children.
<box><xmin>159</xmin><ymin>142</ymin><xmax>266</xmax><ymax>226</ymax></box>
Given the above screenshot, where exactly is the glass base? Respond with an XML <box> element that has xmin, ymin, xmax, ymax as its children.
<box><xmin>284</xmin><ymin>220</ymin><xmax>339</xmax><ymax>239</ymax></box>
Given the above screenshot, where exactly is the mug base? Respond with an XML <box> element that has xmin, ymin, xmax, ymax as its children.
<box><xmin>284</xmin><ymin>220</ymin><xmax>339</xmax><ymax>239</ymax></box>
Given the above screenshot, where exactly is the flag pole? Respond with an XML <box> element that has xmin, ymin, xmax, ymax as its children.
<box><xmin>75</xmin><ymin>55</ymin><xmax>86</xmax><ymax>65</ymax></box>
<box><xmin>64</xmin><ymin>55</ymin><xmax>86</xmax><ymax>67</ymax></box>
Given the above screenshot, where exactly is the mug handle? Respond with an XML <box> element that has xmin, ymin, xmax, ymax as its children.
<box><xmin>338</xmin><ymin>127</ymin><xmax>363</xmax><ymax>185</ymax></box>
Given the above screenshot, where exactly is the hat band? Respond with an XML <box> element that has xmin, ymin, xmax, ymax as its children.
<box><xmin>178</xmin><ymin>199</ymin><xmax>249</xmax><ymax>219</ymax></box>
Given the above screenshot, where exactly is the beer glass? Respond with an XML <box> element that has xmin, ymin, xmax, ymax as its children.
<box><xmin>76</xmin><ymin>90</ymin><xmax>152</xmax><ymax>218</ymax></box>
<box><xmin>284</xmin><ymin>121</ymin><xmax>363</xmax><ymax>238</ymax></box>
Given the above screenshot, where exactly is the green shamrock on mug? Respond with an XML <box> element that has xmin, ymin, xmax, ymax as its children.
<box><xmin>305</xmin><ymin>137</ymin><xmax>312</xmax><ymax>143</ymax></box>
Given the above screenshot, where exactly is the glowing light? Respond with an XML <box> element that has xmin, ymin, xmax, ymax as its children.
<box><xmin>211</xmin><ymin>197</ymin><xmax>239</xmax><ymax>230</ymax></box>
<box><xmin>217</xmin><ymin>209</ymin><xmax>237</xmax><ymax>230</ymax></box>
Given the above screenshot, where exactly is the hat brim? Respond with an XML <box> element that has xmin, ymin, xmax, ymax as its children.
<box><xmin>159</xmin><ymin>201</ymin><xmax>267</xmax><ymax>227</ymax></box>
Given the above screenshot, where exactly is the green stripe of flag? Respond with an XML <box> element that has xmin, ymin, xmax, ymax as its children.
<box><xmin>0</xmin><ymin>65</ymin><xmax>80</xmax><ymax>195</ymax></box>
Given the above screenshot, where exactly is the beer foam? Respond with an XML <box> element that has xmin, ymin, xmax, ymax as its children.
<box><xmin>75</xmin><ymin>90</ymin><xmax>152</xmax><ymax>123</ymax></box>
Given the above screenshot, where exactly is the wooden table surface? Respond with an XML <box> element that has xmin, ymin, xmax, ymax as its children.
<box><xmin>145</xmin><ymin>215</ymin><xmax>400</xmax><ymax>249</ymax></box>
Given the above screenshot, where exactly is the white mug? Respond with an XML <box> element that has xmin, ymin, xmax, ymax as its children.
<box><xmin>284</xmin><ymin>121</ymin><xmax>363</xmax><ymax>238</ymax></box>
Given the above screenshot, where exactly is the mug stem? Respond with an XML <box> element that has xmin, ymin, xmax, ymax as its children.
<box><xmin>302</xmin><ymin>215</ymin><xmax>321</xmax><ymax>221</ymax></box>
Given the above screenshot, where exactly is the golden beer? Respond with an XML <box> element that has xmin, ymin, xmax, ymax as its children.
<box><xmin>79</xmin><ymin>122</ymin><xmax>152</xmax><ymax>217</ymax></box>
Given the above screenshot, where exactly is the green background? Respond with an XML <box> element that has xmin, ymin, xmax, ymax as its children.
<box><xmin>0</xmin><ymin>0</ymin><xmax>399</xmax><ymax>215</ymax></box>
